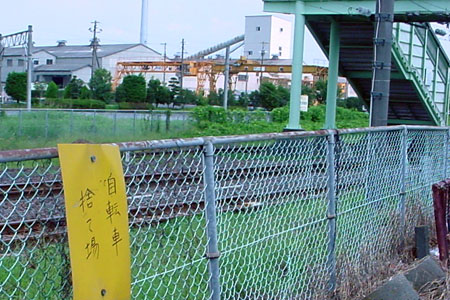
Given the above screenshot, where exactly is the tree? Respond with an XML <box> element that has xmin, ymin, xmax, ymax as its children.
<box><xmin>313</xmin><ymin>79</ymin><xmax>343</xmax><ymax>105</ymax></box>
<box><xmin>176</xmin><ymin>89</ymin><xmax>198</xmax><ymax>108</ymax></box>
<box><xmin>89</xmin><ymin>68</ymin><xmax>112</xmax><ymax>102</ymax></box>
<box><xmin>147</xmin><ymin>78</ymin><xmax>171</xmax><ymax>107</ymax></box>
<box><xmin>168</xmin><ymin>76</ymin><xmax>181</xmax><ymax>106</ymax></box>
<box><xmin>34</xmin><ymin>82</ymin><xmax>46</xmax><ymax>99</ymax></box>
<box><xmin>259</xmin><ymin>82</ymin><xmax>289</xmax><ymax>110</ymax></box>
<box><xmin>45</xmin><ymin>81</ymin><xmax>59</xmax><ymax>99</ymax></box>
<box><xmin>115</xmin><ymin>75</ymin><xmax>147</xmax><ymax>103</ymax></box>
<box><xmin>207</xmin><ymin>91</ymin><xmax>221</xmax><ymax>106</ymax></box>
<box><xmin>80</xmin><ymin>86</ymin><xmax>92</xmax><ymax>99</ymax></box>
<box><xmin>64</xmin><ymin>76</ymin><xmax>84</xmax><ymax>99</ymax></box>
<box><xmin>5</xmin><ymin>72</ymin><xmax>27</xmax><ymax>103</ymax></box>
<box><xmin>237</xmin><ymin>92</ymin><xmax>249</xmax><ymax>107</ymax></box>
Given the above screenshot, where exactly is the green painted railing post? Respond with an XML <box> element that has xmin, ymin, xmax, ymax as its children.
<box><xmin>432</xmin><ymin>48</ymin><xmax>440</xmax><ymax>103</ymax></box>
<box><xmin>325</xmin><ymin>20</ymin><xmax>340</xmax><ymax>129</ymax></box>
<box><xmin>286</xmin><ymin>1</ymin><xmax>305</xmax><ymax>131</ymax></box>
<box><xmin>421</xmin><ymin>30</ymin><xmax>428</xmax><ymax>80</ymax></box>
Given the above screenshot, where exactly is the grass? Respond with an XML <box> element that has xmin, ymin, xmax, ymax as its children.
<box><xmin>0</xmin><ymin>106</ymin><xmax>369</xmax><ymax>151</ymax></box>
<box><xmin>0</xmin><ymin>185</ymin><xmax>407</xmax><ymax>300</ymax></box>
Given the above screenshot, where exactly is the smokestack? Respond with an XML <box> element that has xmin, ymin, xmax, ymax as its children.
<box><xmin>140</xmin><ymin>0</ymin><xmax>149</xmax><ymax>45</ymax></box>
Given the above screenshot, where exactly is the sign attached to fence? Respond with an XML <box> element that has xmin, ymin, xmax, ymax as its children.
<box><xmin>58</xmin><ymin>144</ymin><xmax>131</xmax><ymax>300</ymax></box>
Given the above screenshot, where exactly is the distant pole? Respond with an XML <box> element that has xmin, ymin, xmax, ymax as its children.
<box><xmin>180</xmin><ymin>38</ymin><xmax>185</xmax><ymax>90</ymax></box>
<box><xmin>0</xmin><ymin>34</ymin><xmax>3</xmax><ymax>103</ymax></box>
<box><xmin>90</xmin><ymin>21</ymin><xmax>101</xmax><ymax>78</ymax></box>
<box><xmin>369</xmin><ymin>0</ymin><xmax>395</xmax><ymax>126</ymax></box>
<box><xmin>223</xmin><ymin>46</ymin><xmax>231</xmax><ymax>110</ymax></box>
<box><xmin>26</xmin><ymin>25</ymin><xmax>33</xmax><ymax>111</ymax></box>
<box><xmin>260</xmin><ymin>42</ymin><xmax>268</xmax><ymax>85</ymax></box>
<box><xmin>161</xmin><ymin>42</ymin><xmax>167</xmax><ymax>85</ymax></box>
<box><xmin>140</xmin><ymin>0</ymin><xmax>149</xmax><ymax>45</ymax></box>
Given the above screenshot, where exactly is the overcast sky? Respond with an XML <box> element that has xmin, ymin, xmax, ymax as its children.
<box><xmin>0</xmin><ymin>0</ymin><xmax>327</xmax><ymax>63</ymax></box>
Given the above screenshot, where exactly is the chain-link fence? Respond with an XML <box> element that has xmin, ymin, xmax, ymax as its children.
<box><xmin>0</xmin><ymin>109</ymin><xmax>272</xmax><ymax>141</ymax></box>
<box><xmin>0</xmin><ymin>125</ymin><xmax>448</xmax><ymax>299</ymax></box>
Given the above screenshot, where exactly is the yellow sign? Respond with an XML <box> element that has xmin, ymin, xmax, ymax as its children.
<box><xmin>58</xmin><ymin>144</ymin><xmax>131</xmax><ymax>300</ymax></box>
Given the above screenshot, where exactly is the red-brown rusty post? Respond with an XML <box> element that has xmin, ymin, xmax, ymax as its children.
<box><xmin>433</xmin><ymin>181</ymin><xmax>449</xmax><ymax>262</ymax></box>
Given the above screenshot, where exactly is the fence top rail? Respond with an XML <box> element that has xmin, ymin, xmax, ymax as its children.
<box><xmin>0</xmin><ymin>125</ymin><xmax>448</xmax><ymax>163</ymax></box>
<box><xmin>0</xmin><ymin>108</ymin><xmax>270</xmax><ymax>115</ymax></box>
<box><xmin>0</xmin><ymin>108</ymin><xmax>193</xmax><ymax>114</ymax></box>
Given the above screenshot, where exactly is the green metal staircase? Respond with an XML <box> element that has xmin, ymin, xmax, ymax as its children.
<box><xmin>308</xmin><ymin>20</ymin><xmax>449</xmax><ymax>125</ymax></box>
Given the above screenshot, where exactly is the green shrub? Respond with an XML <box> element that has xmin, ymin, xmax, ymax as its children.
<box><xmin>116</xmin><ymin>75</ymin><xmax>147</xmax><ymax>103</ymax></box>
<box><xmin>42</xmin><ymin>98</ymin><xmax>106</xmax><ymax>109</ymax></box>
<box><xmin>5</xmin><ymin>72</ymin><xmax>27</xmax><ymax>103</ymax></box>
<box><xmin>192</xmin><ymin>106</ymin><xmax>227</xmax><ymax>124</ymax></box>
<box><xmin>271</xmin><ymin>106</ymin><xmax>289</xmax><ymax>123</ymax></box>
<box><xmin>45</xmin><ymin>82</ymin><xmax>59</xmax><ymax>99</ymax></box>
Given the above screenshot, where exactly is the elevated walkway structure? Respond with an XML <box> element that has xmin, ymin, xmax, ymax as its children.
<box><xmin>264</xmin><ymin>0</ymin><xmax>450</xmax><ymax>127</ymax></box>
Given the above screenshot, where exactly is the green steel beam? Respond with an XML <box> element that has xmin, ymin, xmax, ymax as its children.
<box><xmin>264</xmin><ymin>0</ymin><xmax>450</xmax><ymax>16</ymax></box>
<box><xmin>324</xmin><ymin>20</ymin><xmax>340</xmax><ymax>129</ymax></box>
<box><xmin>286</xmin><ymin>1</ymin><xmax>306</xmax><ymax>130</ymax></box>
<box><xmin>421</xmin><ymin>29</ymin><xmax>428</xmax><ymax>80</ymax></box>
<box><xmin>346</xmin><ymin>71</ymin><xmax>405</xmax><ymax>80</ymax></box>
<box><xmin>388</xmin><ymin>119</ymin><xmax>435</xmax><ymax>125</ymax></box>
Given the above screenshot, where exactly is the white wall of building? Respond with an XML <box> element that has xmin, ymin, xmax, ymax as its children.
<box><xmin>244</xmin><ymin>15</ymin><xmax>293</xmax><ymax>61</ymax></box>
<box><xmin>244</xmin><ymin>16</ymin><xmax>272</xmax><ymax>60</ymax></box>
<box><xmin>73</xmin><ymin>66</ymin><xmax>93</xmax><ymax>83</ymax></box>
<box><xmin>269</xmin><ymin>17</ymin><xmax>292</xmax><ymax>59</ymax></box>
<box><xmin>103</xmin><ymin>45</ymin><xmax>163</xmax><ymax>75</ymax></box>
<box><xmin>32</xmin><ymin>51</ymin><xmax>57</xmax><ymax>67</ymax></box>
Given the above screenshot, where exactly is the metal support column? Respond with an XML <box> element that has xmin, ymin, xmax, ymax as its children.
<box><xmin>203</xmin><ymin>140</ymin><xmax>221</xmax><ymax>300</ymax></box>
<box><xmin>369</xmin><ymin>0</ymin><xmax>394</xmax><ymax>127</ymax></box>
<box><xmin>400</xmin><ymin>126</ymin><xmax>408</xmax><ymax>244</ymax></box>
<box><xmin>325</xmin><ymin>20</ymin><xmax>340</xmax><ymax>129</ymax></box>
<box><xmin>286</xmin><ymin>1</ymin><xmax>306</xmax><ymax>131</ymax></box>
<box><xmin>223</xmin><ymin>46</ymin><xmax>230</xmax><ymax>110</ymax></box>
<box><xmin>26</xmin><ymin>25</ymin><xmax>33</xmax><ymax>111</ymax></box>
<box><xmin>326</xmin><ymin>131</ymin><xmax>337</xmax><ymax>291</ymax></box>
<box><xmin>444</xmin><ymin>68</ymin><xmax>450</xmax><ymax>126</ymax></box>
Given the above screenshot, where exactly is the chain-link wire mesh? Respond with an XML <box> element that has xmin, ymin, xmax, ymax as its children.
<box><xmin>0</xmin><ymin>126</ymin><xmax>448</xmax><ymax>299</ymax></box>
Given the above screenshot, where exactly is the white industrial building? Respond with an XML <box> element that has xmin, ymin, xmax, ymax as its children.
<box><xmin>244</xmin><ymin>15</ymin><xmax>293</xmax><ymax>60</ymax></box>
<box><xmin>1</xmin><ymin>42</ymin><xmax>163</xmax><ymax>87</ymax></box>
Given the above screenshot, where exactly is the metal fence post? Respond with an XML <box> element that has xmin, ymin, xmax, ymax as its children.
<box><xmin>70</xmin><ymin>109</ymin><xmax>74</xmax><ymax>135</ymax></box>
<box><xmin>45</xmin><ymin>110</ymin><xmax>49</xmax><ymax>138</ymax></box>
<box><xmin>18</xmin><ymin>110</ymin><xmax>23</xmax><ymax>136</ymax></box>
<box><xmin>203</xmin><ymin>140</ymin><xmax>221</xmax><ymax>300</ymax></box>
<box><xmin>133</xmin><ymin>111</ymin><xmax>136</xmax><ymax>136</ymax></box>
<box><xmin>445</xmin><ymin>128</ymin><xmax>449</xmax><ymax>179</ymax></box>
<box><xmin>93</xmin><ymin>110</ymin><xmax>97</xmax><ymax>133</ymax></box>
<box><xmin>400</xmin><ymin>126</ymin><xmax>408</xmax><ymax>243</ymax></box>
<box><xmin>113</xmin><ymin>112</ymin><xmax>117</xmax><ymax>135</ymax></box>
<box><xmin>326</xmin><ymin>131</ymin><xmax>337</xmax><ymax>292</ymax></box>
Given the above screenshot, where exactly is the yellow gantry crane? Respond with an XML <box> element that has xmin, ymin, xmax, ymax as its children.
<box><xmin>112</xmin><ymin>58</ymin><xmax>328</xmax><ymax>93</ymax></box>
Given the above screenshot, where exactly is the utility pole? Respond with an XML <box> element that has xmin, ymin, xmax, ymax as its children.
<box><xmin>369</xmin><ymin>0</ymin><xmax>395</xmax><ymax>126</ymax></box>
<box><xmin>260</xmin><ymin>42</ymin><xmax>269</xmax><ymax>85</ymax></box>
<box><xmin>161</xmin><ymin>42</ymin><xmax>167</xmax><ymax>85</ymax></box>
<box><xmin>26</xmin><ymin>25</ymin><xmax>33</xmax><ymax>111</ymax></box>
<box><xmin>223</xmin><ymin>46</ymin><xmax>231</xmax><ymax>110</ymax></box>
<box><xmin>90</xmin><ymin>21</ymin><xmax>102</xmax><ymax>78</ymax></box>
<box><xmin>180</xmin><ymin>39</ymin><xmax>185</xmax><ymax>90</ymax></box>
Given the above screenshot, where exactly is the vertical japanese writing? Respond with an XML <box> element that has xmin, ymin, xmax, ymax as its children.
<box><xmin>79</xmin><ymin>188</ymin><xmax>95</xmax><ymax>212</ymax></box>
<box><xmin>112</xmin><ymin>228</ymin><xmax>123</xmax><ymax>256</ymax></box>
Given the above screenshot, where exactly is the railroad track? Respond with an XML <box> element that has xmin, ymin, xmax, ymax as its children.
<box><xmin>0</xmin><ymin>150</ymin><xmax>370</xmax><ymax>244</ymax></box>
